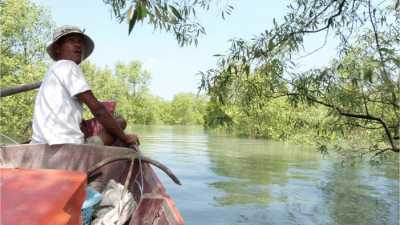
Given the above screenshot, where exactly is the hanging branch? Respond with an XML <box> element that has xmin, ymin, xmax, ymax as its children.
<box><xmin>287</xmin><ymin>92</ymin><xmax>399</xmax><ymax>152</ymax></box>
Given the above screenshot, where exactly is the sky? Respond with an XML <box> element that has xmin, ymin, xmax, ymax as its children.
<box><xmin>33</xmin><ymin>0</ymin><xmax>337</xmax><ymax>100</ymax></box>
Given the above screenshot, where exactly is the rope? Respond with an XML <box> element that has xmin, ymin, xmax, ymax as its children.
<box><xmin>87</xmin><ymin>153</ymin><xmax>181</xmax><ymax>185</ymax></box>
<box><xmin>0</xmin><ymin>133</ymin><xmax>19</xmax><ymax>145</ymax></box>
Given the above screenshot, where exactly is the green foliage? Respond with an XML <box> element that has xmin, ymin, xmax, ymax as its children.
<box><xmin>203</xmin><ymin>72</ymin><xmax>332</xmax><ymax>143</ymax></box>
<box><xmin>0</xmin><ymin>0</ymin><xmax>209</xmax><ymax>142</ymax></box>
<box><xmin>81</xmin><ymin>61</ymin><xmax>206</xmax><ymax>126</ymax></box>
<box><xmin>81</xmin><ymin>60</ymin><xmax>149</xmax><ymax>123</ymax></box>
<box><xmin>7</xmin><ymin>0</ymin><xmax>398</xmax><ymax>160</ymax></box>
<box><xmin>103</xmin><ymin>0</ymin><xmax>233</xmax><ymax>46</ymax></box>
<box><xmin>167</xmin><ymin>93</ymin><xmax>207</xmax><ymax>125</ymax></box>
<box><xmin>115</xmin><ymin>60</ymin><xmax>151</xmax><ymax>96</ymax></box>
<box><xmin>203</xmin><ymin>96</ymin><xmax>232</xmax><ymax>129</ymax></box>
<box><xmin>0</xmin><ymin>0</ymin><xmax>53</xmax><ymax>76</ymax></box>
<box><xmin>0</xmin><ymin>0</ymin><xmax>54</xmax><ymax>142</ymax></box>
<box><xmin>201</xmin><ymin>0</ymin><xmax>399</xmax><ymax>155</ymax></box>
<box><xmin>0</xmin><ymin>0</ymin><xmax>215</xmax><ymax>140</ymax></box>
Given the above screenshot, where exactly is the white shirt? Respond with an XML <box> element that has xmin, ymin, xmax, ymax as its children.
<box><xmin>31</xmin><ymin>60</ymin><xmax>90</xmax><ymax>145</ymax></box>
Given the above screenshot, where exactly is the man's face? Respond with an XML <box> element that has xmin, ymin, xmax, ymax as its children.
<box><xmin>55</xmin><ymin>34</ymin><xmax>85</xmax><ymax>64</ymax></box>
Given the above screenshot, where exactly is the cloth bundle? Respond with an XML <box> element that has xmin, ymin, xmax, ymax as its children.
<box><xmin>92</xmin><ymin>179</ymin><xmax>137</xmax><ymax>225</ymax></box>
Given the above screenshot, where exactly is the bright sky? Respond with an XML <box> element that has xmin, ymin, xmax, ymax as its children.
<box><xmin>33</xmin><ymin>0</ymin><xmax>336</xmax><ymax>100</ymax></box>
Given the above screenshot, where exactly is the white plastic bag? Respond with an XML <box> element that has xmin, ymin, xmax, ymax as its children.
<box><xmin>92</xmin><ymin>179</ymin><xmax>137</xmax><ymax>225</ymax></box>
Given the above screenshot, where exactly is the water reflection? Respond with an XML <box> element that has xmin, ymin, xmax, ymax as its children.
<box><xmin>131</xmin><ymin>125</ymin><xmax>399</xmax><ymax>225</ymax></box>
<box><xmin>207</xmin><ymin>136</ymin><xmax>321</xmax><ymax>206</ymax></box>
<box><xmin>320</xmin><ymin>163</ymin><xmax>400</xmax><ymax>225</ymax></box>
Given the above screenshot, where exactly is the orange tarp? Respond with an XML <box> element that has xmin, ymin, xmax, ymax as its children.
<box><xmin>0</xmin><ymin>168</ymin><xmax>87</xmax><ymax>225</ymax></box>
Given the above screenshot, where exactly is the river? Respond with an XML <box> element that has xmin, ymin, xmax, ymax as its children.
<box><xmin>130</xmin><ymin>125</ymin><xmax>399</xmax><ymax>225</ymax></box>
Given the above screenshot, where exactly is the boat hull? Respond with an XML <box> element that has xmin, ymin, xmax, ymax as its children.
<box><xmin>0</xmin><ymin>144</ymin><xmax>184</xmax><ymax>225</ymax></box>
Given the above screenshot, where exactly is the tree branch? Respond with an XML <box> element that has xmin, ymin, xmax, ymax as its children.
<box><xmin>287</xmin><ymin>92</ymin><xmax>399</xmax><ymax>152</ymax></box>
<box><xmin>344</xmin><ymin>121</ymin><xmax>382</xmax><ymax>130</ymax></box>
<box><xmin>298</xmin><ymin>0</ymin><xmax>347</xmax><ymax>34</ymax></box>
<box><xmin>368</xmin><ymin>0</ymin><xmax>399</xmax><ymax>110</ymax></box>
<box><xmin>373</xmin><ymin>148</ymin><xmax>392</xmax><ymax>157</ymax></box>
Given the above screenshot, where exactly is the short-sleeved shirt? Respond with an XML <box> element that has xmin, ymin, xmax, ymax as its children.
<box><xmin>31</xmin><ymin>60</ymin><xmax>90</xmax><ymax>145</ymax></box>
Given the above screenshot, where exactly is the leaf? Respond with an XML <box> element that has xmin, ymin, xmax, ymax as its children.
<box><xmin>379</xmin><ymin>47</ymin><xmax>394</xmax><ymax>55</ymax></box>
<box><xmin>244</xmin><ymin>64</ymin><xmax>250</xmax><ymax>75</ymax></box>
<box><xmin>273</xmin><ymin>18</ymin><xmax>277</xmax><ymax>28</ymax></box>
<box><xmin>136</xmin><ymin>2</ymin><xmax>147</xmax><ymax>20</ymax></box>
<box><xmin>213</xmin><ymin>54</ymin><xmax>224</xmax><ymax>57</ymax></box>
<box><xmin>170</xmin><ymin>5</ymin><xmax>182</xmax><ymax>20</ymax></box>
<box><xmin>267</xmin><ymin>39</ymin><xmax>274</xmax><ymax>51</ymax></box>
<box><xmin>127</xmin><ymin>5</ymin><xmax>133</xmax><ymax>20</ymax></box>
<box><xmin>363</xmin><ymin>68</ymin><xmax>373</xmax><ymax>83</ymax></box>
<box><xmin>155</xmin><ymin>6</ymin><xmax>161</xmax><ymax>18</ymax></box>
<box><xmin>128</xmin><ymin>9</ymin><xmax>138</xmax><ymax>34</ymax></box>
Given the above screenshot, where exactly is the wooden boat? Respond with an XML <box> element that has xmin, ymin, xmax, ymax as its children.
<box><xmin>0</xmin><ymin>143</ymin><xmax>185</xmax><ymax>225</ymax></box>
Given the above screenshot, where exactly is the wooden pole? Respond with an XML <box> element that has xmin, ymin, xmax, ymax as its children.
<box><xmin>0</xmin><ymin>81</ymin><xmax>42</xmax><ymax>97</ymax></box>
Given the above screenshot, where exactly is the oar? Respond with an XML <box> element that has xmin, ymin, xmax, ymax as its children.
<box><xmin>0</xmin><ymin>81</ymin><xmax>42</xmax><ymax>97</ymax></box>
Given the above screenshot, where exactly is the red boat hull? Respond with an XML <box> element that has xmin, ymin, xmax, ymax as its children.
<box><xmin>0</xmin><ymin>144</ymin><xmax>185</xmax><ymax>225</ymax></box>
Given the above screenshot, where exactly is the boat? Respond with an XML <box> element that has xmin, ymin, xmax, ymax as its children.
<box><xmin>0</xmin><ymin>143</ymin><xmax>185</xmax><ymax>225</ymax></box>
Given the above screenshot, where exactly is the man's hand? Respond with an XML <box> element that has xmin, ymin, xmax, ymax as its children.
<box><xmin>78</xmin><ymin>90</ymin><xmax>137</xmax><ymax>146</ymax></box>
<box><xmin>124</xmin><ymin>133</ymin><xmax>140</xmax><ymax>146</ymax></box>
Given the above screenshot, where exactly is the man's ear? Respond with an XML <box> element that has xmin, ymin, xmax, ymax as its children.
<box><xmin>53</xmin><ymin>43</ymin><xmax>62</xmax><ymax>58</ymax></box>
<box><xmin>54</xmin><ymin>47</ymin><xmax>60</xmax><ymax>56</ymax></box>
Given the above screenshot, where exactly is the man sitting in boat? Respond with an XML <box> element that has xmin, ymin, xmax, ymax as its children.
<box><xmin>30</xmin><ymin>25</ymin><xmax>139</xmax><ymax>147</ymax></box>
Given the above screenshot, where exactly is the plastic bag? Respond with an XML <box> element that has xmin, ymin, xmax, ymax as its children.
<box><xmin>92</xmin><ymin>179</ymin><xmax>137</xmax><ymax>225</ymax></box>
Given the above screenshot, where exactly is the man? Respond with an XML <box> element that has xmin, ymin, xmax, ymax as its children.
<box><xmin>31</xmin><ymin>25</ymin><xmax>139</xmax><ymax>147</ymax></box>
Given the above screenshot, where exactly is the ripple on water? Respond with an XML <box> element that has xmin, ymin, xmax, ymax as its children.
<box><xmin>131</xmin><ymin>125</ymin><xmax>399</xmax><ymax>225</ymax></box>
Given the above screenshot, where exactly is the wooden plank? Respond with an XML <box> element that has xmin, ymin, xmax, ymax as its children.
<box><xmin>130</xmin><ymin>197</ymin><xmax>164</xmax><ymax>225</ymax></box>
<box><xmin>0</xmin><ymin>81</ymin><xmax>41</xmax><ymax>97</ymax></box>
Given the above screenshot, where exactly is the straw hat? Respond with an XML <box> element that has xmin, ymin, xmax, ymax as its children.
<box><xmin>47</xmin><ymin>25</ymin><xmax>94</xmax><ymax>61</ymax></box>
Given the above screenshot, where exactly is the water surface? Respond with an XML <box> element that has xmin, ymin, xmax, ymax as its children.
<box><xmin>131</xmin><ymin>125</ymin><xmax>399</xmax><ymax>225</ymax></box>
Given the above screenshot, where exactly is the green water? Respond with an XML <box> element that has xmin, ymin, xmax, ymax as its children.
<box><xmin>131</xmin><ymin>125</ymin><xmax>399</xmax><ymax>225</ymax></box>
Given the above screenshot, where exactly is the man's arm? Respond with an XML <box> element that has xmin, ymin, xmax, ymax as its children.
<box><xmin>76</xmin><ymin>90</ymin><xmax>139</xmax><ymax>145</ymax></box>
